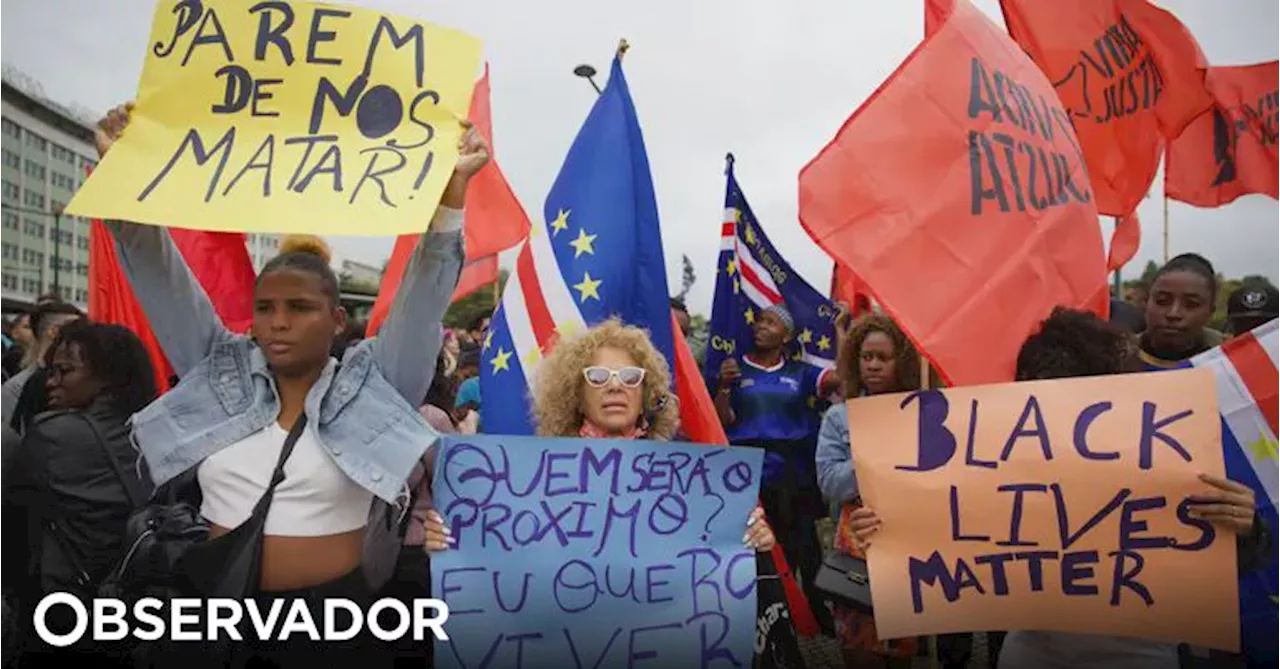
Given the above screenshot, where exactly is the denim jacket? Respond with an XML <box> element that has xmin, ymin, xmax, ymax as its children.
<box><xmin>814</xmin><ymin>402</ymin><xmax>857</xmax><ymax>506</ymax></box>
<box><xmin>104</xmin><ymin>209</ymin><xmax>464</xmax><ymax>505</ymax></box>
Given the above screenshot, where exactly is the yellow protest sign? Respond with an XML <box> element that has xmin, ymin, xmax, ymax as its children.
<box><xmin>66</xmin><ymin>0</ymin><xmax>482</xmax><ymax>235</ymax></box>
<box><xmin>847</xmin><ymin>369</ymin><xmax>1240</xmax><ymax>651</ymax></box>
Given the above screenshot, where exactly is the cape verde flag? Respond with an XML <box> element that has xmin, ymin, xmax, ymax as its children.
<box><xmin>702</xmin><ymin>155</ymin><xmax>839</xmax><ymax>391</ymax></box>
<box><xmin>480</xmin><ymin>56</ymin><xmax>674</xmax><ymax>435</ymax></box>
<box><xmin>1191</xmin><ymin>319</ymin><xmax>1278</xmax><ymax>666</ymax></box>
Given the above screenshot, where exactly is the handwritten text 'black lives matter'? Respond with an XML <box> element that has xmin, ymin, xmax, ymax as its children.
<box><xmin>438</xmin><ymin>443</ymin><xmax>759</xmax><ymax>669</ymax></box>
<box><xmin>892</xmin><ymin>389</ymin><xmax>1213</xmax><ymax>615</ymax></box>
<box><xmin>141</xmin><ymin>1</ymin><xmax>442</xmax><ymax>208</ymax></box>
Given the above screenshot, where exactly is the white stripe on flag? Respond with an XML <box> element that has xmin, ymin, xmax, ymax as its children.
<box><xmin>1194</xmin><ymin>345</ymin><xmax>1279</xmax><ymax>508</ymax></box>
<box><xmin>735</xmin><ymin>237</ymin><xmax>782</xmax><ymax>298</ymax></box>
<box><xmin>529</xmin><ymin>221</ymin><xmax>587</xmax><ymax>336</ymax></box>
<box><xmin>500</xmin><ymin>244</ymin><xmax>542</xmax><ymax>385</ymax></box>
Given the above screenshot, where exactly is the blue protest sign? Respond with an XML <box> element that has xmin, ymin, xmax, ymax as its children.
<box><xmin>430</xmin><ymin>434</ymin><xmax>764</xmax><ymax>669</ymax></box>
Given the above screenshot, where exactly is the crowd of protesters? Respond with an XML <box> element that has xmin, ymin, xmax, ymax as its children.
<box><xmin>0</xmin><ymin>100</ymin><xmax>1274</xmax><ymax>669</ymax></box>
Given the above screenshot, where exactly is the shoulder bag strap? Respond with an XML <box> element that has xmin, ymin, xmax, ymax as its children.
<box><xmin>245</xmin><ymin>414</ymin><xmax>308</xmax><ymax>522</ymax></box>
<box><xmin>71</xmin><ymin>413</ymin><xmax>145</xmax><ymax>509</ymax></box>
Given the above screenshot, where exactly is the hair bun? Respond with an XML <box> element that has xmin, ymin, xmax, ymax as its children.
<box><xmin>279</xmin><ymin>234</ymin><xmax>332</xmax><ymax>265</ymax></box>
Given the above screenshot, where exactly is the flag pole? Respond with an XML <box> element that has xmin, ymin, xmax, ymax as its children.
<box><xmin>1162</xmin><ymin>195</ymin><xmax>1170</xmax><ymax>262</ymax></box>
<box><xmin>1113</xmin><ymin>216</ymin><xmax>1122</xmax><ymax>296</ymax></box>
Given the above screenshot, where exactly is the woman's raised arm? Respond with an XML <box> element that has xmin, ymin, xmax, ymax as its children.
<box><xmin>372</xmin><ymin>123</ymin><xmax>490</xmax><ymax>404</ymax></box>
<box><xmin>95</xmin><ymin>103</ymin><xmax>232</xmax><ymax>377</ymax></box>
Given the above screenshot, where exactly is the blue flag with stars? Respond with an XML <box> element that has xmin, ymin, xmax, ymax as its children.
<box><xmin>480</xmin><ymin>56</ymin><xmax>675</xmax><ymax>435</ymax></box>
<box><xmin>702</xmin><ymin>156</ymin><xmax>839</xmax><ymax>392</ymax></box>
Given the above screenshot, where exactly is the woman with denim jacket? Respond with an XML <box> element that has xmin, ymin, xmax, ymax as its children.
<box><xmin>94</xmin><ymin>102</ymin><xmax>484</xmax><ymax>667</ymax></box>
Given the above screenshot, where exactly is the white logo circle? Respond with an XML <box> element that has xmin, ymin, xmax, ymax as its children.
<box><xmin>1242</xmin><ymin>290</ymin><xmax>1268</xmax><ymax>310</ymax></box>
<box><xmin>33</xmin><ymin>593</ymin><xmax>88</xmax><ymax>647</ymax></box>
<box><xmin>366</xmin><ymin>598</ymin><xmax>410</xmax><ymax>641</ymax></box>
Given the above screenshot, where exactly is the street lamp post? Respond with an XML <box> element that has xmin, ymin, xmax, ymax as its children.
<box><xmin>51</xmin><ymin>202</ymin><xmax>64</xmax><ymax>299</ymax></box>
<box><xmin>572</xmin><ymin>64</ymin><xmax>601</xmax><ymax>95</ymax></box>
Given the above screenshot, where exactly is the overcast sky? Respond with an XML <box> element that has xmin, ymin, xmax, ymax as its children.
<box><xmin>3</xmin><ymin>0</ymin><xmax>1276</xmax><ymax>315</ymax></box>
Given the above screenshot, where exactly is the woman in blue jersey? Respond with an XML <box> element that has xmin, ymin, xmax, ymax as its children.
<box><xmin>1138</xmin><ymin>253</ymin><xmax>1224</xmax><ymax>370</ymax></box>
<box><xmin>715</xmin><ymin>303</ymin><xmax>841</xmax><ymax>630</ymax></box>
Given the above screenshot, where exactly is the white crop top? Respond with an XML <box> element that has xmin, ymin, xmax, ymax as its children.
<box><xmin>198</xmin><ymin>423</ymin><xmax>373</xmax><ymax>536</ymax></box>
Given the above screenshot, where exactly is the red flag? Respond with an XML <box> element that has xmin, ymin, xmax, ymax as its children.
<box><xmin>168</xmin><ymin>229</ymin><xmax>256</xmax><ymax>333</ymax></box>
<box><xmin>366</xmin><ymin>65</ymin><xmax>530</xmax><ymax>337</ymax></box>
<box><xmin>669</xmin><ymin>312</ymin><xmax>820</xmax><ymax>637</ymax></box>
<box><xmin>830</xmin><ymin>263</ymin><xmax>872</xmax><ymax>317</ymax></box>
<box><xmin>1167</xmin><ymin>62</ymin><xmax>1279</xmax><ymax>207</ymax></box>
<box><xmin>1107</xmin><ymin>210</ymin><xmax>1141</xmax><ymax>271</ymax></box>
<box><xmin>452</xmin><ymin>255</ymin><xmax>500</xmax><ymax>303</ymax></box>
<box><xmin>88</xmin><ymin>220</ymin><xmax>174</xmax><ymax>393</ymax></box>
<box><xmin>925</xmin><ymin>0</ymin><xmax>955</xmax><ymax>37</ymax></box>
<box><xmin>1001</xmin><ymin>0</ymin><xmax>1212</xmax><ymax>216</ymax></box>
<box><xmin>799</xmin><ymin>0</ymin><xmax>1109</xmax><ymax>386</ymax></box>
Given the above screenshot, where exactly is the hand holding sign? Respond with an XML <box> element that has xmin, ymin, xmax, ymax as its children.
<box><xmin>94</xmin><ymin>102</ymin><xmax>135</xmax><ymax>159</ymax></box>
<box><xmin>1187</xmin><ymin>472</ymin><xmax>1258</xmax><ymax>535</ymax></box>
<box><xmin>744</xmin><ymin>506</ymin><xmax>777</xmax><ymax>551</ymax></box>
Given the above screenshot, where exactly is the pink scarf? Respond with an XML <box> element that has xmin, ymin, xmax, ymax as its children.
<box><xmin>578</xmin><ymin>419</ymin><xmax>647</xmax><ymax>440</ymax></box>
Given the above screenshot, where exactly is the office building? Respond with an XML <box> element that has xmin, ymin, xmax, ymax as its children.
<box><xmin>0</xmin><ymin>67</ymin><xmax>279</xmax><ymax>311</ymax></box>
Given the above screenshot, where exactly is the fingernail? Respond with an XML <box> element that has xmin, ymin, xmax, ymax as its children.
<box><xmin>446</xmin><ymin>535</ymin><xmax>458</xmax><ymax>545</ymax></box>
<box><xmin>442</xmin><ymin>525</ymin><xmax>452</xmax><ymax>536</ymax></box>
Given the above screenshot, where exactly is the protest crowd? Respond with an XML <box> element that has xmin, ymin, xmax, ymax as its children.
<box><xmin>0</xmin><ymin>1</ymin><xmax>1277</xmax><ymax>669</ymax></box>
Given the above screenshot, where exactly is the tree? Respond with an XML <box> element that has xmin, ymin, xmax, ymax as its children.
<box><xmin>1239</xmin><ymin>275</ymin><xmax>1277</xmax><ymax>290</ymax></box>
<box><xmin>443</xmin><ymin>269</ymin><xmax>509</xmax><ymax>328</ymax></box>
<box><xmin>679</xmin><ymin>254</ymin><xmax>696</xmax><ymax>301</ymax></box>
<box><xmin>1139</xmin><ymin>260</ymin><xmax>1160</xmax><ymax>286</ymax></box>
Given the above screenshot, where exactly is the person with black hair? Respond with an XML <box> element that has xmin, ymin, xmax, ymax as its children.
<box><xmin>1140</xmin><ymin>253</ymin><xmax>1224</xmax><ymax>369</ymax></box>
<box><xmin>1</xmin><ymin>301</ymin><xmax>84</xmax><ymax>433</ymax></box>
<box><xmin>93</xmin><ymin>101</ymin><xmax>485</xmax><ymax>666</ymax></box>
<box><xmin>4</xmin><ymin>321</ymin><xmax>157</xmax><ymax>662</ymax></box>
<box><xmin>850</xmin><ymin>308</ymin><xmax>1269</xmax><ymax>669</ymax></box>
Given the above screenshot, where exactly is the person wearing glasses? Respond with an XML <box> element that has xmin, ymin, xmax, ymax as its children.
<box><xmin>418</xmin><ymin>318</ymin><xmax>777</xmax><ymax>553</ymax></box>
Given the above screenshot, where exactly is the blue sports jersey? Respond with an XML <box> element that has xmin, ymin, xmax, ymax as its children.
<box><xmin>727</xmin><ymin>356</ymin><xmax>829</xmax><ymax>484</ymax></box>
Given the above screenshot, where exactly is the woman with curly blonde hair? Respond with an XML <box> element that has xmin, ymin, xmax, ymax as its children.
<box><xmin>532</xmin><ymin>319</ymin><xmax>680</xmax><ymax>439</ymax></box>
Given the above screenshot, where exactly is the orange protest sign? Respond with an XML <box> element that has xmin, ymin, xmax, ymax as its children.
<box><xmin>848</xmin><ymin>368</ymin><xmax>1239</xmax><ymax>651</ymax></box>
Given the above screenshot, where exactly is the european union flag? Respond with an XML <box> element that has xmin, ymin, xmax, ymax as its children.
<box><xmin>480</xmin><ymin>56</ymin><xmax>674</xmax><ymax>435</ymax></box>
<box><xmin>702</xmin><ymin>155</ymin><xmax>839</xmax><ymax>391</ymax></box>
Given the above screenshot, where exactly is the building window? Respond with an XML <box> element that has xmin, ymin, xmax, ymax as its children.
<box><xmin>2</xmin><ymin>149</ymin><xmax>18</xmax><ymax>168</ymax></box>
<box><xmin>2</xmin><ymin>212</ymin><xmax>16</xmax><ymax>230</ymax></box>
<box><xmin>50</xmin><ymin>257</ymin><xmax>71</xmax><ymax>271</ymax></box>
<box><xmin>1</xmin><ymin>274</ymin><xmax>16</xmax><ymax>290</ymax></box>
<box><xmin>49</xmin><ymin>172</ymin><xmax>71</xmax><ymax>190</ymax></box>
<box><xmin>24</xmin><ymin>160</ymin><xmax>46</xmax><ymax>181</ymax></box>
<box><xmin>75</xmin><ymin>288</ymin><xmax>88</xmax><ymax>303</ymax></box>
<box><xmin>23</xmin><ymin>219</ymin><xmax>44</xmax><ymax>236</ymax></box>
<box><xmin>23</xmin><ymin>190</ymin><xmax>44</xmax><ymax>208</ymax></box>
<box><xmin>2</xmin><ymin>118</ymin><xmax>19</xmax><ymax>139</ymax></box>
<box><xmin>76</xmin><ymin>262</ymin><xmax>89</xmax><ymax>277</ymax></box>
<box><xmin>1</xmin><ymin>243</ymin><xmax>15</xmax><ymax>260</ymax></box>
<box><xmin>21</xmin><ymin>278</ymin><xmax>39</xmax><ymax>294</ymax></box>
<box><xmin>51</xmin><ymin>144</ymin><xmax>75</xmax><ymax>164</ymax></box>
<box><xmin>26</xmin><ymin>132</ymin><xmax>46</xmax><ymax>152</ymax></box>
<box><xmin>21</xmin><ymin>249</ymin><xmax>42</xmax><ymax>265</ymax></box>
<box><xmin>2</xmin><ymin>180</ymin><xmax>18</xmax><ymax>201</ymax></box>
<box><xmin>58</xmin><ymin>229</ymin><xmax>74</xmax><ymax>244</ymax></box>
<box><xmin>77</xmin><ymin>235</ymin><xmax>90</xmax><ymax>251</ymax></box>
